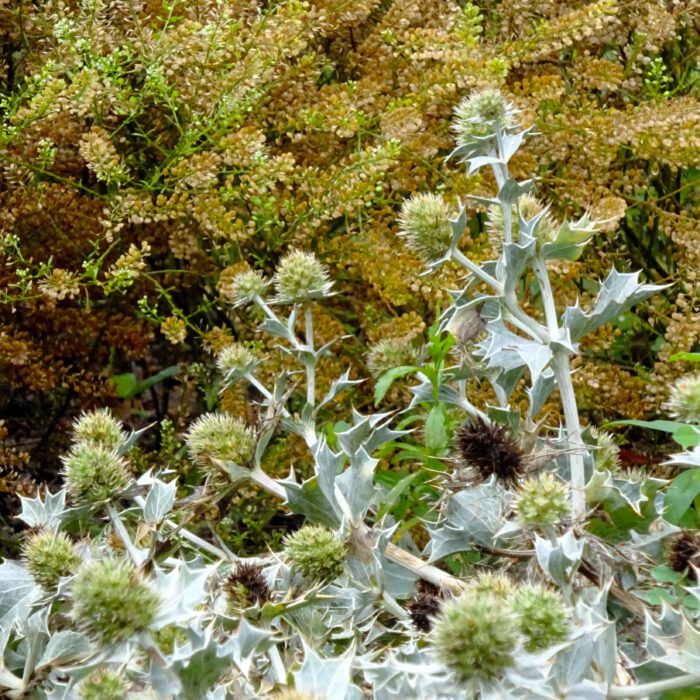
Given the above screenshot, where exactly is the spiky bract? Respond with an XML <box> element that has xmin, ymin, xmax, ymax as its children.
<box><xmin>666</xmin><ymin>530</ymin><xmax>700</xmax><ymax>581</ymax></box>
<box><xmin>185</xmin><ymin>412</ymin><xmax>256</xmax><ymax>470</ymax></box>
<box><xmin>511</xmin><ymin>583</ymin><xmax>569</xmax><ymax>652</ymax></box>
<box><xmin>432</xmin><ymin>591</ymin><xmax>518</xmax><ymax>683</ymax></box>
<box><xmin>71</xmin><ymin>558</ymin><xmax>160</xmax><ymax>643</ymax></box>
<box><xmin>62</xmin><ymin>444</ymin><xmax>130</xmax><ymax>506</ymax></box>
<box><xmin>366</xmin><ymin>338</ymin><xmax>419</xmax><ymax>378</ymax></box>
<box><xmin>398</xmin><ymin>193</ymin><xmax>453</xmax><ymax>264</ymax></box>
<box><xmin>284</xmin><ymin>525</ymin><xmax>346</xmax><ymax>582</ymax></box>
<box><xmin>23</xmin><ymin>530</ymin><xmax>81</xmax><ymax>590</ymax></box>
<box><xmin>514</xmin><ymin>473</ymin><xmax>569</xmax><ymax>527</ymax></box>
<box><xmin>73</xmin><ymin>409</ymin><xmax>128</xmax><ymax>452</ymax></box>
<box><xmin>225</xmin><ymin>561</ymin><xmax>271</xmax><ymax>609</ymax></box>
<box><xmin>456</xmin><ymin>417</ymin><xmax>524</xmax><ymax>487</ymax></box>
<box><xmin>274</xmin><ymin>250</ymin><xmax>331</xmax><ymax>303</ymax></box>
<box><xmin>79</xmin><ymin>668</ymin><xmax>127</xmax><ymax>700</ymax></box>
<box><xmin>665</xmin><ymin>373</ymin><xmax>700</xmax><ymax>423</ymax></box>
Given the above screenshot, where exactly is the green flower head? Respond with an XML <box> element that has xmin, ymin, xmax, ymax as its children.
<box><xmin>72</xmin><ymin>558</ymin><xmax>160</xmax><ymax>644</ymax></box>
<box><xmin>79</xmin><ymin>668</ymin><xmax>127</xmax><ymax>700</ymax></box>
<box><xmin>432</xmin><ymin>591</ymin><xmax>518</xmax><ymax>684</ymax></box>
<box><xmin>23</xmin><ymin>530</ymin><xmax>81</xmax><ymax>591</ymax></box>
<box><xmin>589</xmin><ymin>427</ymin><xmax>621</xmax><ymax>473</ymax></box>
<box><xmin>185</xmin><ymin>412</ymin><xmax>256</xmax><ymax>471</ymax></box>
<box><xmin>366</xmin><ymin>338</ymin><xmax>419</xmax><ymax>378</ymax></box>
<box><xmin>284</xmin><ymin>525</ymin><xmax>346</xmax><ymax>582</ymax></box>
<box><xmin>468</xmin><ymin>571</ymin><xmax>515</xmax><ymax>599</ymax></box>
<box><xmin>73</xmin><ymin>408</ymin><xmax>128</xmax><ymax>452</ymax></box>
<box><xmin>452</xmin><ymin>88</ymin><xmax>517</xmax><ymax>146</ymax></box>
<box><xmin>398</xmin><ymin>193</ymin><xmax>453</xmax><ymax>264</ymax></box>
<box><xmin>511</xmin><ymin>583</ymin><xmax>569</xmax><ymax>652</ymax></box>
<box><xmin>274</xmin><ymin>250</ymin><xmax>332</xmax><ymax>303</ymax></box>
<box><xmin>227</xmin><ymin>269</ymin><xmax>269</xmax><ymax>307</ymax></box>
<box><xmin>62</xmin><ymin>444</ymin><xmax>130</xmax><ymax>506</ymax></box>
<box><xmin>665</xmin><ymin>373</ymin><xmax>700</xmax><ymax>423</ymax></box>
<box><xmin>514</xmin><ymin>473</ymin><xmax>569</xmax><ymax>527</ymax></box>
<box><xmin>485</xmin><ymin>195</ymin><xmax>557</xmax><ymax>248</ymax></box>
<box><xmin>216</xmin><ymin>343</ymin><xmax>257</xmax><ymax>382</ymax></box>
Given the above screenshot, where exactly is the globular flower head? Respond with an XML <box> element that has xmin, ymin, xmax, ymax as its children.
<box><xmin>456</xmin><ymin>417</ymin><xmax>525</xmax><ymax>487</ymax></box>
<box><xmin>73</xmin><ymin>409</ymin><xmax>128</xmax><ymax>452</ymax></box>
<box><xmin>71</xmin><ymin>558</ymin><xmax>160</xmax><ymax>643</ymax></box>
<box><xmin>62</xmin><ymin>444</ymin><xmax>130</xmax><ymax>506</ymax></box>
<box><xmin>224</xmin><ymin>269</ymin><xmax>269</xmax><ymax>307</ymax></box>
<box><xmin>666</xmin><ymin>530</ymin><xmax>700</xmax><ymax>581</ymax></box>
<box><xmin>407</xmin><ymin>582</ymin><xmax>441</xmax><ymax>632</ymax></box>
<box><xmin>514</xmin><ymin>473</ymin><xmax>569</xmax><ymax>527</ymax></box>
<box><xmin>468</xmin><ymin>571</ymin><xmax>515</xmax><ymax>599</ymax></box>
<box><xmin>511</xmin><ymin>583</ymin><xmax>569</xmax><ymax>652</ymax></box>
<box><xmin>23</xmin><ymin>530</ymin><xmax>81</xmax><ymax>590</ymax></box>
<box><xmin>589</xmin><ymin>427</ymin><xmax>621</xmax><ymax>472</ymax></box>
<box><xmin>664</xmin><ymin>373</ymin><xmax>700</xmax><ymax>423</ymax></box>
<box><xmin>273</xmin><ymin>692</ymin><xmax>316</xmax><ymax>700</ymax></box>
<box><xmin>273</xmin><ymin>250</ymin><xmax>332</xmax><ymax>303</ymax></box>
<box><xmin>398</xmin><ymin>193</ymin><xmax>453</xmax><ymax>264</ymax></box>
<box><xmin>366</xmin><ymin>338</ymin><xmax>419</xmax><ymax>378</ymax></box>
<box><xmin>485</xmin><ymin>195</ymin><xmax>557</xmax><ymax>248</ymax></box>
<box><xmin>216</xmin><ymin>343</ymin><xmax>257</xmax><ymax>382</ymax></box>
<box><xmin>432</xmin><ymin>591</ymin><xmax>518</xmax><ymax>683</ymax></box>
<box><xmin>185</xmin><ymin>412</ymin><xmax>256</xmax><ymax>471</ymax></box>
<box><xmin>225</xmin><ymin>561</ymin><xmax>271</xmax><ymax>610</ymax></box>
<box><xmin>79</xmin><ymin>668</ymin><xmax>127</xmax><ymax>700</ymax></box>
<box><xmin>284</xmin><ymin>525</ymin><xmax>346</xmax><ymax>582</ymax></box>
<box><xmin>453</xmin><ymin>89</ymin><xmax>517</xmax><ymax>146</ymax></box>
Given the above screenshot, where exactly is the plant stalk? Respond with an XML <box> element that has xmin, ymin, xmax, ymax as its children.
<box><xmin>551</xmin><ymin>350</ymin><xmax>586</xmax><ymax>521</ymax></box>
<box><xmin>304</xmin><ymin>303</ymin><xmax>315</xmax><ymax>407</ymax></box>
<box><xmin>607</xmin><ymin>673</ymin><xmax>700</xmax><ymax>698</ymax></box>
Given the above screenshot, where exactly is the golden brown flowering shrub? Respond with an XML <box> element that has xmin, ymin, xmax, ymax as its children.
<box><xmin>1</xmin><ymin>0</ymin><xmax>699</xmax><ymax>520</ymax></box>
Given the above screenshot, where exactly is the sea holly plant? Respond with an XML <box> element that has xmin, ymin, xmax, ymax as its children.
<box><xmin>1</xmin><ymin>91</ymin><xmax>699</xmax><ymax>699</ymax></box>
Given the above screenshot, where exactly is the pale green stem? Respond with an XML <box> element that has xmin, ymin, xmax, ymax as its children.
<box><xmin>503</xmin><ymin>290</ymin><xmax>550</xmax><ymax>343</ymax></box>
<box><xmin>304</xmin><ymin>303</ymin><xmax>315</xmax><ymax>407</ymax></box>
<box><xmin>106</xmin><ymin>502</ymin><xmax>143</xmax><ymax>566</ymax></box>
<box><xmin>607</xmin><ymin>674</ymin><xmax>700</xmax><ymax>698</ymax></box>
<box><xmin>255</xmin><ymin>296</ymin><xmax>281</xmax><ymax>325</ymax></box>
<box><xmin>551</xmin><ymin>350</ymin><xmax>586</xmax><ymax>521</ymax></box>
<box><xmin>533</xmin><ymin>257</ymin><xmax>559</xmax><ymax>339</ymax></box>
<box><xmin>452</xmin><ymin>249</ymin><xmax>503</xmax><ymax>293</ymax></box>
<box><xmin>245</xmin><ymin>372</ymin><xmax>291</xmax><ymax>418</ymax></box>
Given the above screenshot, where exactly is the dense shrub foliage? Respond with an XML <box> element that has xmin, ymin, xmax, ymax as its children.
<box><xmin>1</xmin><ymin>1</ymin><xmax>699</xmax><ymax>532</ymax></box>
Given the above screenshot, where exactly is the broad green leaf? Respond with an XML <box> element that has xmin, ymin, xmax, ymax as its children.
<box><xmin>606</xmin><ymin>419</ymin><xmax>688</xmax><ymax>434</ymax></box>
<box><xmin>424</xmin><ymin>404</ymin><xmax>447</xmax><ymax>453</ymax></box>
<box><xmin>665</xmin><ymin>469</ymin><xmax>700</xmax><ymax>524</ymax></box>
<box><xmin>674</xmin><ymin>426</ymin><xmax>700</xmax><ymax>448</ymax></box>
<box><xmin>670</xmin><ymin>353</ymin><xmax>700</xmax><ymax>363</ymax></box>
<box><xmin>374</xmin><ymin>366</ymin><xmax>418</xmax><ymax>405</ymax></box>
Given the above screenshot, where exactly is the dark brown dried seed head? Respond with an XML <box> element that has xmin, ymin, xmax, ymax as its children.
<box><xmin>225</xmin><ymin>561</ymin><xmax>271</xmax><ymax>607</ymax></box>
<box><xmin>456</xmin><ymin>417</ymin><xmax>524</xmax><ymax>487</ymax></box>
<box><xmin>666</xmin><ymin>530</ymin><xmax>700</xmax><ymax>581</ymax></box>
<box><xmin>407</xmin><ymin>582</ymin><xmax>441</xmax><ymax>632</ymax></box>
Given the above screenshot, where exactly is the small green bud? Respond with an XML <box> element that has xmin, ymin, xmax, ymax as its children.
<box><xmin>514</xmin><ymin>473</ymin><xmax>569</xmax><ymax>527</ymax></box>
<box><xmin>452</xmin><ymin>88</ymin><xmax>517</xmax><ymax>146</ymax></box>
<box><xmin>72</xmin><ymin>558</ymin><xmax>160</xmax><ymax>643</ymax></box>
<box><xmin>73</xmin><ymin>409</ymin><xmax>128</xmax><ymax>452</ymax></box>
<box><xmin>227</xmin><ymin>269</ymin><xmax>269</xmax><ymax>306</ymax></box>
<box><xmin>398</xmin><ymin>193</ymin><xmax>453</xmax><ymax>264</ymax></box>
<box><xmin>485</xmin><ymin>195</ymin><xmax>557</xmax><ymax>248</ymax></box>
<box><xmin>79</xmin><ymin>668</ymin><xmax>127</xmax><ymax>700</ymax></box>
<box><xmin>589</xmin><ymin>427</ymin><xmax>621</xmax><ymax>472</ymax></box>
<box><xmin>665</xmin><ymin>373</ymin><xmax>700</xmax><ymax>423</ymax></box>
<box><xmin>511</xmin><ymin>583</ymin><xmax>569</xmax><ymax>652</ymax></box>
<box><xmin>284</xmin><ymin>525</ymin><xmax>346</xmax><ymax>582</ymax></box>
<box><xmin>274</xmin><ymin>250</ymin><xmax>332</xmax><ymax>303</ymax></box>
<box><xmin>468</xmin><ymin>571</ymin><xmax>515</xmax><ymax>599</ymax></box>
<box><xmin>366</xmin><ymin>338</ymin><xmax>419</xmax><ymax>378</ymax></box>
<box><xmin>23</xmin><ymin>530</ymin><xmax>81</xmax><ymax>590</ymax></box>
<box><xmin>62</xmin><ymin>444</ymin><xmax>130</xmax><ymax>506</ymax></box>
<box><xmin>185</xmin><ymin>412</ymin><xmax>256</xmax><ymax>470</ymax></box>
<box><xmin>216</xmin><ymin>343</ymin><xmax>257</xmax><ymax>382</ymax></box>
<box><xmin>432</xmin><ymin>591</ymin><xmax>518</xmax><ymax>683</ymax></box>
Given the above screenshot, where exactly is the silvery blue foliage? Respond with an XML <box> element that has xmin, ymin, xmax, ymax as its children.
<box><xmin>0</xmin><ymin>92</ymin><xmax>695</xmax><ymax>699</ymax></box>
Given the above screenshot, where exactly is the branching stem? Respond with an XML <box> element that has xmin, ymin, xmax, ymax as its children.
<box><xmin>607</xmin><ymin>674</ymin><xmax>700</xmax><ymax>698</ymax></box>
